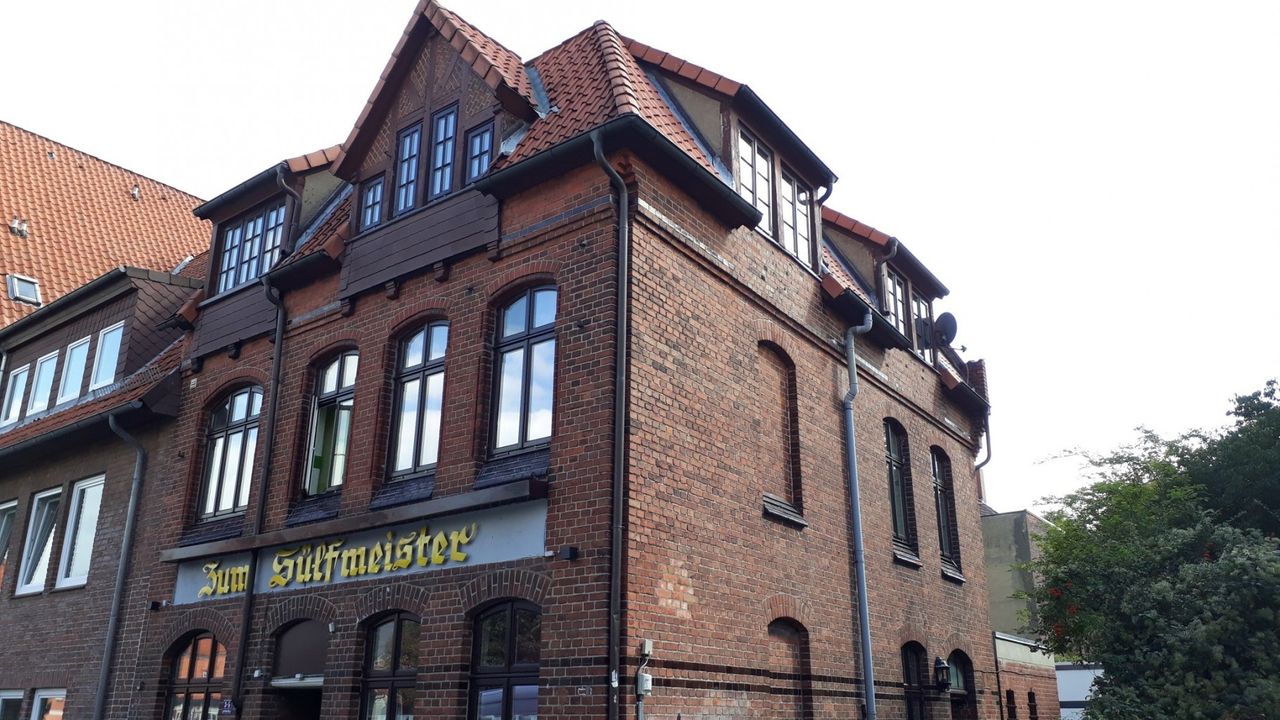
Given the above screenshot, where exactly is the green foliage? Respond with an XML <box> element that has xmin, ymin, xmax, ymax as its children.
<box><xmin>1028</xmin><ymin>382</ymin><xmax>1280</xmax><ymax>719</ymax></box>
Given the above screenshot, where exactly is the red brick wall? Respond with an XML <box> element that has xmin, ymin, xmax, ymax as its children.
<box><xmin>998</xmin><ymin>660</ymin><xmax>1061</xmax><ymax>720</ymax></box>
<box><xmin>622</xmin><ymin>152</ymin><xmax>999</xmax><ymax>719</ymax></box>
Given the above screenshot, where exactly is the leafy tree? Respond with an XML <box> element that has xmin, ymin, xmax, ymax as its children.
<box><xmin>1027</xmin><ymin>383</ymin><xmax>1280</xmax><ymax>719</ymax></box>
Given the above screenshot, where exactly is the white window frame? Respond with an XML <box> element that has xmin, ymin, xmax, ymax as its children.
<box><xmin>29</xmin><ymin>689</ymin><xmax>66</xmax><ymax>720</ymax></box>
<box><xmin>56</xmin><ymin>336</ymin><xmax>91</xmax><ymax>405</ymax></box>
<box><xmin>1</xmin><ymin>363</ymin><xmax>30</xmax><ymax>426</ymax></box>
<box><xmin>0</xmin><ymin>690</ymin><xmax>23</xmax><ymax>719</ymax></box>
<box><xmin>16</xmin><ymin>487</ymin><xmax>61</xmax><ymax>595</ymax></box>
<box><xmin>89</xmin><ymin>321</ymin><xmax>125</xmax><ymax>391</ymax></box>
<box><xmin>55</xmin><ymin>475</ymin><xmax>104</xmax><ymax>588</ymax></box>
<box><xmin>26</xmin><ymin>349</ymin><xmax>59</xmax><ymax>415</ymax></box>
<box><xmin>0</xmin><ymin>499</ymin><xmax>16</xmax><ymax>575</ymax></box>
<box><xmin>6</xmin><ymin>273</ymin><xmax>41</xmax><ymax>305</ymax></box>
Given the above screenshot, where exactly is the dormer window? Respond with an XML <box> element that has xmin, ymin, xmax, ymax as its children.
<box><xmin>1</xmin><ymin>364</ymin><xmax>29</xmax><ymax>426</ymax></box>
<box><xmin>429</xmin><ymin>105</ymin><xmax>459</xmax><ymax>199</ymax></box>
<box><xmin>89</xmin><ymin>322</ymin><xmax>124</xmax><ymax>391</ymax></box>
<box><xmin>360</xmin><ymin>177</ymin><xmax>385</xmax><ymax>231</ymax></box>
<box><xmin>779</xmin><ymin>171</ymin><xmax>813</xmax><ymax>266</ymax></box>
<box><xmin>883</xmin><ymin>265</ymin><xmax>937</xmax><ymax>365</ymax></box>
<box><xmin>6</xmin><ymin>274</ymin><xmax>40</xmax><ymax>306</ymax></box>
<box><xmin>394</xmin><ymin>123</ymin><xmax>422</xmax><ymax>215</ymax></box>
<box><xmin>884</xmin><ymin>267</ymin><xmax>909</xmax><ymax>337</ymax></box>
<box><xmin>911</xmin><ymin>292</ymin><xmax>935</xmax><ymax>363</ymax></box>
<box><xmin>736</xmin><ymin>128</ymin><xmax>772</xmax><ymax>235</ymax></box>
<box><xmin>216</xmin><ymin>200</ymin><xmax>287</xmax><ymax>293</ymax></box>
<box><xmin>466</xmin><ymin>122</ymin><xmax>495</xmax><ymax>183</ymax></box>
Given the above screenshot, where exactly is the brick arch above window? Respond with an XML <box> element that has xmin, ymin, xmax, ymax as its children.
<box><xmin>460</xmin><ymin>568</ymin><xmax>549</xmax><ymax>615</ymax></box>
<box><xmin>151</xmin><ymin>607</ymin><xmax>240</xmax><ymax>661</ymax></box>
<box><xmin>194</xmin><ymin>371</ymin><xmax>269</xmax><ymax>409</ymax></box>
<box><xmin>353</xmin><ymin>582</ymin><xmax>436</xmax><ymax>624</ymax></box>
<box><xmin>482</xmin><ymin>263</ymin><xmax>560</xmax><ymax>304</ymax></box>
<box><xmin>263</xmin><ymin>593</ymin><xmax>341</xmax><ymax>632</ymax></box>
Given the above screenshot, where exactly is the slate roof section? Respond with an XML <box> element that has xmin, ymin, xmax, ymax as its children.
<box><xmin>0</xmin><ymin>121</ymin><xmax>210</xmax><ymax>328</ymax></box>
<box><xmin>0</xmin><ymin>336</ymin><xmax>183</xmax><ymax>452</ymax></box>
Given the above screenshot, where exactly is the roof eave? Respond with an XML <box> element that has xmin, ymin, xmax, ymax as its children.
<box><xmin>819</xmin><ymin>274</ymin><xmax>911</xmax><ymax>351</ymax></box>
<box><xmin>737</xmin><ymin>85</ymin><xmax>837</xmax><ymax>188</ymax></box>
<box><xmin>194</xmin><ymin>163</ymin><xmax>286</xmax><ymax>220</ymax></box>
<box><xmin>475</xmin><ymin>114</ymin><xmax>761</xmax><ymax>229</ymax></box>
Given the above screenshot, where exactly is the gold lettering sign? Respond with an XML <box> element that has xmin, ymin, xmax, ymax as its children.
<box><xmin>193</xmin><ymin>522</ymin><xmax>479</xmax><ymax>599</ymax></box>
<box><xmin>198</xmin><ymin>561</ymin><xmax>250</xmax><ymax>598</ymax></box>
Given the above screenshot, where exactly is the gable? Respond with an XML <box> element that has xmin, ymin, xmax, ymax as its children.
<box><xmin>355</xmin><ymin>31</ymin><xmax>521</xmax><ymax>182</ymax></box>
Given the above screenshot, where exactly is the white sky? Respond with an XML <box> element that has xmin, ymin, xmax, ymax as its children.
<box><xmin>3</xmin><ymin>1</ymin><xmax>1278</xmax><ymax>512</ymax></box>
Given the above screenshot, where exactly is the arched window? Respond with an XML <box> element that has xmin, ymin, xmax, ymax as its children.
<box><xmin>884</xmin><ymin>419</ymin><xmax>917</xmax><ymax>551</ymax></box>
<box><xmin>1006</xmin><ymin>689</ymin><xmax>1019</xmax><ymax>719</ymax></box>
<box><xmin>1028</xmin><ymin>690</ymin><xmax>1039</xmax><ymax>720</ymax></box>
<box><xmin>767</xmin><ymin>618</ymin><xmax>812</xmax><ymax>719</ymax></box>
<box><xmin>901</xmin><ymin>642</ymin><xmax>927</xmax><ymax>720</ymax></box>
<box><xmin>168</xmin><ymin>632</ymin><xmax>227</xmax><ymax>719</ymax></box>
<box><xmin>471</xmin><ymin>601</ymin><xmax>541</xmax><ymax>720</ymax></box>
<box><xmin>306</xmin><ymin>351</ymin><xmax>358</xmax><ymax>496</ymax></box>
<box><xmin>390</xmin><ymin>323</ymin><xmax>448</xmax><ymax>478</ymax></box>
<box><xmin>947</xmin><ymin>650</ymin><xmax>976</xmax><ymax>720</ymax></box>
<box><xmin>492</xmin><ymin>287</ymin><xmax>556</xmax><ymax>453</ymax></box>
<box><xmin>362</xmin><ymin>612</ymin><xmax>420</xmax><ymax>720</ymax></box>
<box><xmin>757</xmin><ymin>343</ymin><xmax>801</xmax><ymax>512</ymax></box>
<box><xmin>931</xmin><ymin>448</ymin><xmax>961</xmax><ymax>570</ymax></box>
<box><xmin>201</xmin><ymin>386</ymin><xmax>263</xmax><ymax>518</ymax></box>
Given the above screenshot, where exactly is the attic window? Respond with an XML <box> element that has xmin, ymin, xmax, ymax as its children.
<box><xmin>466</xmin><ymin>122</ymin><xmax>495</xmax><ymax>183</ymax></box>
<box><xmin>428</xmin><ymin>104</ymin><xmax>458</xmax><ymax>200</ymax></box>
<box><xmin>6</xmin><ymin>274</ymin><xmax>40</xmax><ymax>305</ymax></box>
<box><xmin>736</xmin><ymin>128</ymin><xmax>772</xmax><ymax>236</ymax></box>
<box><xmin>216</xmin><ymin>200</ymin><xmax>287</xmax><ymax>293</ymax></box>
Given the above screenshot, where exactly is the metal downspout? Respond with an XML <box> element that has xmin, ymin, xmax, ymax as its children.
<box><xmin>230</xmin><ymin>278</ymin><xmax>286</xmax><ymax>715</ymax></box>
<box><xmin>93</xmin><ymin>410</ymin><xmax>148</xmax><ymax>720</ymax></box>
<box><xmin>592</xmin><ymin>129</ymin><xmax>630</xmax><ymax>720</ymax></box>
<box><xmin>844</xmin><ymin>312</ymin><xmax>877</xmax><ymax>720</ymax></box>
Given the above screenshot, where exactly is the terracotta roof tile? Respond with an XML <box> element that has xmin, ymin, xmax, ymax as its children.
<box><xmin>499</xmin><ymin>22</ymin><xmax>714</xmax><ymax>174</ymax></box>
<box><xmin>0</xmin><ymin>122</ymin><xmax>210</xmax><ymax>328</ymax></box>
<box><xmin>286</xmin><ymin>145</ymin><xmax>343</xmax><ymax>175</ymax></box>
<box><xmin>620</xmin><ymin>36</ymin><xmax>743</xmax><ymax>98</ymax></box>
<box><xmin>279</xmin><ymin>194</ymin><xmax>352</xmax><ymax>267</ymax></box>
<box><xmin>177</xmin><ymin>250</ymin><xmax>210</xmax><ymax>281</ymax></box>
<box><xmin>0</xmin><ymin>336</ymin><xmax>184</xmax><ymax>451</ymax></box>
<box><xmin>820</xmin><ymin>244</ymin><xmax>874</xmax><ymax>306</ymax></box>
<box><xmin>822</xmin><ymin>205</ymin><xmax>893</xmax><ymax>248</ymax></box>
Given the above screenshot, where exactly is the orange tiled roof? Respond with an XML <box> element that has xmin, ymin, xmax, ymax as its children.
<box><xmin>822</xmin><ymin>206</ymin><xmax>893</xmax><ymax>247</ymax></box>
<box><xmin>286</xmin><ymin>145</ymin><xmax>342</xmax><ymax>175</ymax></box>
<box><xmin>820</xmin><ymin>244</ymin><xmax>874</xmax><ymax>306</ymax></box>
<box><xmin>499</xmin><ymin>22</ymin><xmax>714</xmax><ymax>174</ymax></box>
<box><xmin>0</xmin><ymin>336</ymin><xmax>184</xmax><ymax>452</ymax></box>
<box><xmin>279</xmin><ymin>194</ymin><xmax>352</xmax><ymax>268</ymax></box>
<box><xmin>0</xmin><ymin>122</ymin><xmax>210</xmax><ymax>328</ymax></box>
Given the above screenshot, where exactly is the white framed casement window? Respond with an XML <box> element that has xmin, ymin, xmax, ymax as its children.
<box><xmin>29</xmin><ymin>689</ymin><xmax>65</xmax><ymax>720</ymax></box>
<box><xmin>56</xmin><ymin>336</ymin><xmax>91</xmax><ymax>405</ymax></box>
<box><xmin>55</xmin><ymin>475</ymin><xmax>104</xmax><ymax>588</ymax></box>
<box><xmin>89</xmin><ymin>322</ymin><xmax>125</xmax><ymax>391</ymax></box>
<box><xmin>0</xmin><ymin>690</ymin><xmax>23</xmax><ymax>720</ymax></box>
<box><xmin>6</xmin><ymin>273</ymin><xmax>41</xmax><ymax>305</ymax></box>
<box><xmin>1</xmin><ymin>364</ymin><xmax>30</xmax><ymax>426</ymax></box>
<box><xmin>0</xmin><ymin>500</ymin><xmax>16</xmax><ymax>587</ymax></box>
<box><xmin>26</xmin><ymin>350</ymin><xmax>59</xmax><ymax>415</ymax></box>
<box><xmin>16</xmin><ymin>487</ymin><xmax>61</xmax><ymax>595</ymax></box>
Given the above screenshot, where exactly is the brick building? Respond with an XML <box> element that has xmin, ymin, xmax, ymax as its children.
<box><xmin>0</xmin><ymin>2</ymin><xmax>1002</xmax><ymax>719</ymax></box>
<box><xmin>0</xmin><ymin>121</ymin><xmax>209</xmax><ymax>328</ymax></box>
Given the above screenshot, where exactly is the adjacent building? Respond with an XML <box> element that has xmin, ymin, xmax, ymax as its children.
<box><xmin>981</xmin><ymin>508</ymin><xmax>1062</xmax><ymax>719</ymax></box>
<box><xmin>0</xmin><ymin>3</ymin><xmax>1006</xmax><ymax>719</ymax></box>
<box><xmin>0</xmin><ymin>121</ymin><xmax>209</xmax><ymax>327</ymax></box>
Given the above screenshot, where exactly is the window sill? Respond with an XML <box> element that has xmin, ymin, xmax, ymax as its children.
<box><xmin>762</xmin><ymin>494</ymin><xmax>807</xmax><ymax>528</ymax></box>
<box><xmin>477</xmin><ymin>447</ymin><xmax>550</xmax><ymax>489</ymax></box>
<box><xmin>892</xmin><ymin>544</ymin><xmax>924</xmax><ymax>569</ymax></box>
<box><xmin>370</xmin><ymin>473</ymin><xmax>435</xmax><ymax>511</ymax></box>
<box><xmin>13</xmin><ymin>586</ymin><xmax>45</xmax><ymax>598</ymax></box>
<box><xmin>941</xmin><ymin>561</ymin><xmax>966</xmax><ymax>585</ymax></box>
<box><xmin>286</xmin><ymin>491</ymin><xmax>342</xmax><ymax>527</ymax></box>
<box><xmin>180</xmin><ymin>513</ymin><xmax>245</xmax><ymax>547</ymax></box>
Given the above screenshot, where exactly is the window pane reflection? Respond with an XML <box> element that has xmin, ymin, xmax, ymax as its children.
<box><xmin>495</xmin><ymin>350</ymin><xmax>524</xmax><ymax>448</ymax></box>
<box><xmin>527</xmin><ymin>340</ymin><xmax>555</xmax><ymax>441</ymax></box>
<box><xmin>512</xmin><ymin>685</ymin><xmax>538</xmax><ymax>720</ymax></box>
<box><xmin>477</xmin><ymin>688</ymin><xmax>504</xmax><ymax>720</ymax></box>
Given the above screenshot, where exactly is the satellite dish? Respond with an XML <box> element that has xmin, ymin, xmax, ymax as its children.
<box><xmin>934</xmin><ymin>312</ymin><xmax>958</xmax><ymax>346</ymax></box>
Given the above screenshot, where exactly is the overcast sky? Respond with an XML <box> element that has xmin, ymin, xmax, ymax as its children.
<box><xmin>3</xmin><ymin>1</ymin><xmax>1277</xmax><ymax>512</ymax></box>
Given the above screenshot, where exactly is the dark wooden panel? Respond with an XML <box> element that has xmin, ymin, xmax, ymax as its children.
<box><xmin>193</xmin><ymin>283</ymin><xmax>277</xmax><ymax>358</ymax></box>
<box><xmin>339</xmin><ymin>190</ymin><xmax>499</xmax><ymax>299</ymax></box>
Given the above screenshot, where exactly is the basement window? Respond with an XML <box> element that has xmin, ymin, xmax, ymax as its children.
<box><xmin>6</xmin><ymin>274</ymin><xmax>40</xmax><ymax>306</ymax></box>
